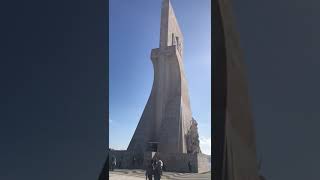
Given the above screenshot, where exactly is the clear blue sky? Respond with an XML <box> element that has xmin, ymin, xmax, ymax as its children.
<box><xmin>109</xmin><ymin>0</ymin><xmax>211</xmax><ymax>155</ymax></box>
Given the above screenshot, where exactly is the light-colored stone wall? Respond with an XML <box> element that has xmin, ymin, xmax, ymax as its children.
<box><xmin>216</xmin><ymin>0</ymin><xmax>260</xmax><ymax>179</ymax></box>
<box><xmin>128</xmin><ymin>43</ymin><xmax>193</xmax><ymax>154</ymax></box>
<box><xmin>109</xmin><ymin>150</ymin><xmax>144</xmax><ymax>169</ymax></box>
<box><xmin>144</xmin><ymin>152</ymin><xmax>210</xmax><ymax>173</ymax></box>
<box><xmin>197</xmin><ymin>153</ymin><xmax>211</xmax><ymax>173</ymax></box>
<box><xmin>160</xmin><ymin>0</ymin><xmax>183</xmax><ymax>52</ymax></box>
<box><xmin>110</xmin><ymin>150</ymin><xmax>210</xmax><ymax>173</ymax></box>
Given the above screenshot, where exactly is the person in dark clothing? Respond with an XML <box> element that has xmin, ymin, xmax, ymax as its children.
<box><xmin>152</xmin><ymin>157</ymin><xmax>158</xmax><ymax>169</ymax></box>
<box><xmin>132</xmin><ymin>156</ymin><xmax>136</xmax><ymax>168</ymax></box>
<box><xmin>138</xmin><ymin>157</ymin><xmax>143</xmax><ymax>168</ymax></box>
<box><xmin>111</xmin><ymin>155</ymin><xmax>116</xmax><ymax>171</ymax></box>
<box><xmin>154</xmin><ymin>160</ymin><xmax>162</xmax><ymax>180</ymax></box>
<box><xmin>151</xmin><ymin>158</ymin><xmax>156</xmax><ymax>170</ymax></box>
<box><xmin>118</xmin><ymin>160</ymin><xmax>121</xmax><ymax>169</ymax></box>
<box><xmin>145</xmin><ymin>160</ymin><xmax>154</xmax><ymax>180</ymax></box>
<box><xmin>188</xmin><ymin>161</ymin><xmax>192</xmax><ymax>173</ymax></box>
<box><xmin>158</xmin><ymin>159</ymin><xmax>163</xmax><ymax>175</ymax></box>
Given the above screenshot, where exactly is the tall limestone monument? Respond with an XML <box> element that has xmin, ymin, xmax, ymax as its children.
<box><xmin>108</xmin><ymin>0</ymin><xmax>209</xmax><ymax>173</ymax></box>
<box><xmin>127</xmin><ymin>0</ymin><xmax>199</xmax><ymax>155</ymax></box>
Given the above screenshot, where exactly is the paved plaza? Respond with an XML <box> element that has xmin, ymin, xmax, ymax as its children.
<box><xmin>109</xmin><ymin>169</ymin><xmax>211</xmax><ymax>180</ymax></box>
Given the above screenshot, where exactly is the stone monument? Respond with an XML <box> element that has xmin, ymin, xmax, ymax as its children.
<box><xmin>108</xmin><ymin>0</ymin><xmax>210</xmax><ymax>173</ymax></box>
<box><xmin>213</xmin><ymin>0</ymin><xmax>265</xmax><ymax>179</ymax></box>
<box><xmin>128</xmin><ymin>0</ymin><xmax>197</xmax><ymax>156</ymax></box>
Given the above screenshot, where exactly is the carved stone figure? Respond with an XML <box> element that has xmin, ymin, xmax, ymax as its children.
<box><xmin>186</xmin><ymin>118</ymin><xmax>201</xmax><ymax>154</ymax></box>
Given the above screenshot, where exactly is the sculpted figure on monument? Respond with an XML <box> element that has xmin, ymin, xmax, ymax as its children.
<box><xmin>186</xmin><ymin>118</ymin><xmax>201</xmax><ymax>154</ymax></box>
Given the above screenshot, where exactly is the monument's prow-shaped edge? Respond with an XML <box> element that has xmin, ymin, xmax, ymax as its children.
<box><xmin>213</xmin><ymin>0</ymin><xmax>265</xmax><ymax>179</ymax></box>
<box><xmin>127</xmin><ymin>0</ymin><xmax>191</xmax><ymax>155</ymax></box>
<box><xmin>128</xmin><ymin>0</ymin><xmax>192</xmax><ymax>153</ymax></box>
<box><xmin>108</xmin><ymin>0</ymin><xmax>209</xmax><ymax>173</ymax></box>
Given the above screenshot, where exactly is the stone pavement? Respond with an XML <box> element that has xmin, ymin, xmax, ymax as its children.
<box><xmin>109</xmin><ymin>169</ymin><xmax>211</xmax><ymax>180</ymax></box>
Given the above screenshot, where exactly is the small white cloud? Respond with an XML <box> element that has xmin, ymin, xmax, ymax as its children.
<box><xmin>200</xmin><ymin>136</ymin><xmax>211</xmax><ymax>155</ymax></box>
<box><xmin>109</xmin><ymin>144</ymin><xmax>127</xmax><ymax>151</ymax></box>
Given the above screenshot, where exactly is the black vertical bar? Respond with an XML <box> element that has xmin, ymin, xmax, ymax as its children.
<box><xmin>213</xmin><ymin>0</ymin><xmax>228</xmax><ymax>179</ymax></box>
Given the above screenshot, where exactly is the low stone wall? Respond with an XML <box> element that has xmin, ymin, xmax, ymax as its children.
<box><xmin>109</xmin><ymin>150</ymin><xmax>144</xmax><ymax>169</ymax></box>
<box><xmin>197</xmin><ymin>153</ymin><xmax>211</xmax><ymax>173</ymax></box>
<box><xmin>143</xmin><ymin>152</ymin><xmax>196</xmax><ymax>172</ymax></box>
<box><xmin>144</xmin><ymin>152</ymin><xmax>210</xmax><ymax>173</ymax></box>
<box><xmin>109</xmin><ymin>150</ymin><xmax>210</xmax><ymax>173</ymax></box>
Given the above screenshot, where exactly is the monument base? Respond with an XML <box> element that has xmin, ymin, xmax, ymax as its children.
<box><xmin>109</xmin><ymin>150</ymin><xmax>210</xmax><ymax>173</ymax></box>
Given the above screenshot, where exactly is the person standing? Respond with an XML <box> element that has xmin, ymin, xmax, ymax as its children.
<box><xmin>118</xmin><ymin>160</ymin><xmax>122</xmax><ymax>169</ymax></box>
<box><xmin>132</xmin><ymin>156</ymin><xmax>136</xmax><ymax>168</ymax></box>
<box><xmin>152</xmin><ymin>157</ymin><xmax>157</xmax><ymax>171</ymax></box>
<box><xmin>154</xmin><ymin>160</ymin><xmax>162</xmax><ymax>180</ymax></box>
<box><xmin>111</xmin><ymin>155</ymin><xmax>116</xmax><ymax>171</ymax></box>
<box><xmin>188</xmin><ymin>161</ymin><xmax>192</xmax><ymax>173</ymax></box>
<box><xmin>145</xmin><ymin>160</ymin><xmax>154</xmax><ymax>180</ymax></box>
<box><xmin>158</xmin><ymin>159</ymin><xmax>163</xmax><ymax>175</ymax></box>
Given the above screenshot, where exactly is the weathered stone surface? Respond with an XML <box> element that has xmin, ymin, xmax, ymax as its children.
<box><xmin>105</xmin><ymin>0</ymin><xmax>210</xmax><ymax>174</ymax></box>
<box><xmin>186</xmin><ymin>118</ymin><xmax>201</xmax><ymax>154</ymax></box>
<box><xmin>213</xmin><ymin>0</ymin><xmax>261</xmax><ymax>179</ymax></box>
<box><xmin>143</xmin><ymin>152</ymin><xmax>209</xmax><ymax>173</ymax></box>
<box><xmin>109</xmin><ymin>150</ymin><xmax>144</xmax><ymax>169</ymax></box>
<box><xmin>197</xmin><ymin>153</ymin><xmax>211</xmax><ymax>174</ymax></box>
<box><xmin>127</xmin><ymin>0</ymin><xmax>195</xmax><ymax>155</ymax></box>
<box><xmin>108</xmin><ymin>150</ymin><xmax>209</xmax><ymax>173</ymax></box>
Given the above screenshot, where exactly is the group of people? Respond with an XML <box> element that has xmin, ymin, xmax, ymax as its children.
<box><xmin>145</xmin><ymin>158</ymin><xmax>163</xmax><ymax>180</ymax></box>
